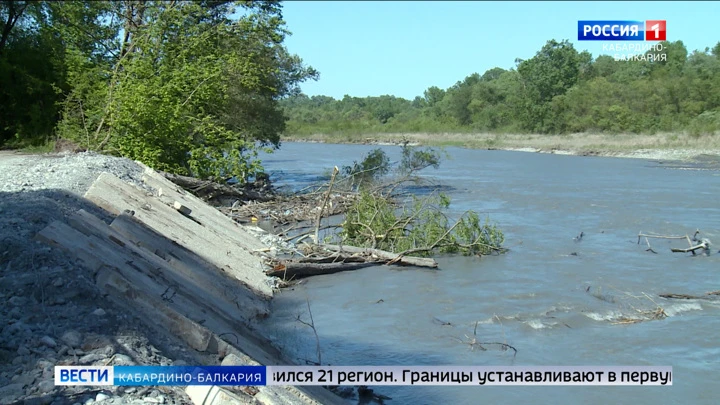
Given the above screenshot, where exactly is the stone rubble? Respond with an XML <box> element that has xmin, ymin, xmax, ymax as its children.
<box><xmin>0</xmin><ymin>152</ymin><xmax>244</xmax><ymax>405</ymax></box>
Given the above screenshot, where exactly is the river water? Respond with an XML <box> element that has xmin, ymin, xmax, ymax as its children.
<box><xmin>255</xmin><ymin>142</ymin><xmax>720</xmax><ymax>405</ymax></box>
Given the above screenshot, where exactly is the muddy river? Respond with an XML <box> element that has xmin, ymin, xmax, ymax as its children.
<box><xmin>256</xmin><ymin>142</ymin><xmax>720</xmax><ymax>405</ymax></box>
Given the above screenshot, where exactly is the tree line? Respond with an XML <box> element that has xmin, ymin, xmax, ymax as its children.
<box><xmin>0</xmin><ymin>0</ymin><xmax>316</xmax><ymax>182</ymax></box>
<box><xmin>281</xmin><ymin>39</ymin><xmax>720</xmax><ymax>138</ymax></box>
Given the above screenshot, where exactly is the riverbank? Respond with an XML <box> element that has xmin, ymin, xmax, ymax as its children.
<box><xmin>281</xmin><ymin>132</ymin><xmax>720</xmax><ymax>161</ymax></box>
<box><xmin>0</xmin><ymin>151</ymin><xmax>341</xmax><ymax>405</ymax></box>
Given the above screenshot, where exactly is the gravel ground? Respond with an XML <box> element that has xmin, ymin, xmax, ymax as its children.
<box><xmin>0</xmin><ymin>151</ymin><xmax>220</xmax><ymax>405</ymax></box>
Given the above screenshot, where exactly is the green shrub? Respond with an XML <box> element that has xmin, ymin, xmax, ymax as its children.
<box><xmin>688</xmin><ymin>111</ymin><xmax>720</xmax><ymax>138</ymax></box>
<box><xmin>340</xmin><ymin>191</ymin><xmax>505</xmax><ymax>257</ymax></box>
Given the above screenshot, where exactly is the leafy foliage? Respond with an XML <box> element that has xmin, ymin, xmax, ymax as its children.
<box><xmin>399</xmin><ymin>141</ymin><xmax>443</xmax><ymax>174</ymax></box>
<box><xmin>341</xmin><ymin>148</ymin><xmax>390</xmax><ymax>189</ymax></box>
<box><xmin>340</xmin><ymin>191</ymin><xmax>505</xmax><ymax>257</ymax></box>
<box><xmin>336</xmin><ymin>145</ymin><xmax>505</xmax><ymax>257</ymax></box>
<box><xmin>688</xmin><ymin>110</ymin><xmax>720</xmax><ymax>138</ymax></box>
<box><xmin>339</xmin><ymin>142</ymin><xmax>445</xmax><ymax>190</ymax></box>
<box><xmin>0</xmin><ymin>1</ymin><xmax>67</xmax><ymax>147</ymax></box>
<box><xmin>1</xmin><ymin>0</ymin><xmax>317</xmax><ymax>183</ymax></box>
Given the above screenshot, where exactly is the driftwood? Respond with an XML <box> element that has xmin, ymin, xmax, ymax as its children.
<box><xmin>660</xmin><ymin>290</ymin><xmax>720</xmax><ymax>300</ymax></box>
<box><xmin>637</xmin><ymin>231</ymin><xmax>692</xmax><ymax>254</ymax></box>
<box><xmin>225</xmin><ymin>192</ymin><xmax>356</xmax><ymax>225</ymax></box>
<box><xmin>265</xmin><ymin>244</ymin><xmax>439</xmax><ymax>279</ymax></box>
<box><xmin>670</xmin><ymin>242</ymin><xmax>709</xmax><ymax>253</ymax></box>
<box><xmin>162</xmin><ymin>171</ymin><xmax>273</xmax><ymax>203</ymax></box>
<box><xmin>266</xmin><ymin>261</ymin><xmax>382</xmax><ymax>278</ymax></box>
<box><xmin>294</xmin><ymin>254</ymin><xmax>369</xmax><ymax>264</ymax></box>
<box><xmin>321</xmin><ymin>244</ymin><xmax>438</xmax><ymax>268</ymax></box>
<box><xmin>660</xmin><ymin>293</ymin><xmax>704</xmax><ymax>300</ymax></box>
<box><xmin>638</xmin><ymin>235</ymin><xmax>657</xmax><ymax>254</ymax></box>
<box><xmin>638</xmin><ymin>229</ymin><xmax>712</xmax><ymax>255</ymax></box>
<box><xmin>637</xmin><ymin>232</ymin><xmax>691</xmax><ymax>243</ymax></box>
<box><xmin>452</xmin><ymin>321</ymin><xmax>518</xmax><ymax>357</ymax></box>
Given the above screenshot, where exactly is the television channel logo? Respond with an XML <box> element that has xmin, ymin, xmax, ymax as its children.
<box><xmin>578</xmin><ymin>20</ymin><xmax>666</xmax><ymax>41</ymax></box>
<box><xmin>55</xmin><ymin>366</ymin><xmax>114</xmax><ymax>386</ymax></box>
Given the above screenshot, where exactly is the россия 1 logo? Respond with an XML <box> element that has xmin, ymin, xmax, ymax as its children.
<box><xmin>577</xmin><ymin>20</ymin><xmax>666</xmax><ymax>41</ymax></box>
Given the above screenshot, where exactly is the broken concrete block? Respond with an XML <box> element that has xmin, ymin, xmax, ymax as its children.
<box><xmin>174</xmin><ymin>201</ymin><xmax>192</xmax><ymax>216</ymax></box>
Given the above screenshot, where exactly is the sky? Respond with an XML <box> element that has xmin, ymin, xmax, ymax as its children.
<box><xmin>280</xmin><ymin>1</ymin><xmax>720</xmax><ymax>100</ymax></box>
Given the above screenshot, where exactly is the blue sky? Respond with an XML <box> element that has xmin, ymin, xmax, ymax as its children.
<box><xmin>280</xmin><ymin>1</ymin><xmax>720</xmax><ymax>100</ymax></box>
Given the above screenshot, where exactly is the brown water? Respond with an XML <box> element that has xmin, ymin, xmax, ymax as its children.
<box><xmin>256</xmin><ymin>142</ymin><xmax>720</xmax><ymax>405</ymax></box>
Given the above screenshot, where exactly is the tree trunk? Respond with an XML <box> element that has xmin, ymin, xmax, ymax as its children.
<box><xmin>321</xmin><ymin>244</ymin><xmax>438</xmax><ymax>268</ymax></box>
<box><xmin>266</xmin><ymin>261</ymin><xmax>382</xmax><ymax>279</ymax></box>
<box><xmin>161</xmin><ymin>171</ymin><xmax>273</xmax><ymax>202</ymax></box>
<box><xmin>0</xmin><ymin>1</ymin><xmax>28</xmax><ymax>58</ymax></box>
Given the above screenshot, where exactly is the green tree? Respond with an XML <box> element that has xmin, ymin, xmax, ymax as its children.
<box><xmin>481</xmin><ymin>67</ymin><xmax>506</xmax><ymax>82</ymax></box>
<box><xmin>713</xmin><ymin>42</ymin><xmax>720</xmax><ymax>58</ymax></box>
<box><xmin>0</xmin><ymin>1</ymin><xmax>72</xmax><ymax>146</ymax></box>
<box><xmin>279</xmin><ymin>37</ymin><xmax>719</xmax><ymax>139</ymax></box>
<box><xmin>342</xmin><ymin>148</ymin><xmax>390</xmax><ymax>189</ymax></box>
<box><xmin>515</xmin><ymin>39</ymin><xmax>585</xmax><ymax>132</ymax></box>
<box><xmin>423</xmin><ymin>86</ymin><xmax>445</xmax><ymax>106</ymax></box>
<box><xmin>592</xmin><ymin>55</ymin><xmax>619</xmax><ymax>78</ymax></box>
<box><xmin>367</xmin><ymin>95</ymin><xmax>407</xmax><ymax>124</ymax></box>
<box><xmin>518</xmin><ymin>40</ymin><xmax>581</xmax><ymax>103</ymax></box>
<box><xmin>54</xmin><ymin>0</ymin><xmax>316</xmax><ymax>182</ymax></box>
<box><xmin>411</xmin><ymin>96</ymin><xmax>426</xmax><ymax>108</ymax></box>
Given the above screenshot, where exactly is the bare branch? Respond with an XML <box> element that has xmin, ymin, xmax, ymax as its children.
<box><xmin>314</xmin><ymin>166</ymin><xmax>339</xmax><ymax>244</ymax></box>
<box><xmin>295</xmin><ymin>298</ymin><xmax>321</xmax><ymax>366</ymax></box>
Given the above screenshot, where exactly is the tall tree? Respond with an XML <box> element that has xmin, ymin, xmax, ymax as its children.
<box><xmin>53</xmin><ymin>0</ymin><xmax>317</xmax><ymax>181</ymax></box>
<box><xmin>0</xmin><ymin>0</ymin><xmax>68</xmax><ymax>146</ymax></box>
<box><xmin>517</xmin><ymin>39</ymin><xmax>582</xmax><ymax>132</ymax></box>
<box><xmin>277</xmin><ymin>37</ymin><xmax>719</xmax><ymax>138</ymax></box>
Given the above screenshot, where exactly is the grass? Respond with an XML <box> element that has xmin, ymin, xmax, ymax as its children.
<box><xmin>19</xmin><ymin>140</ymin><xmax>56</xmax><ymax>154</ymax></box>
<box><xmin>282</xmin><ymin>131</ymin><xmax>720</xmax><ymax>158</ymax></box>
<box><xmin>0</xmin><ymin>139</ymin><xmax>56</xmax><ymax>154</ymax></box>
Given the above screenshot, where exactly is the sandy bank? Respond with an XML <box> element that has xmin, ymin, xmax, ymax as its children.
<box><xmin>503</xmin><ymin>147</ymin><xmax>720</xmax><ymax>161</ymax></box>
<box><xmin>282</xmin><ymin>132</ymin><xmax>720</xmax><ymax>162</ymax></box>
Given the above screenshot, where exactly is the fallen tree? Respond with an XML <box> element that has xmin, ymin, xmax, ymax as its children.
<box><xmin>321</xmin><ymin>244</ymin><xmax>438</xmax><ymax>267</ymax></box>
<box><xmin>340</xmin><ymin>190</ymin><xmax>506</xmax><ymax>257</ymax></box>
<box><xmin>670</xmin><ymin>242</ymin><xmax>710</xmax><ymax>254</ymax></box>
<box><xmin>162</xmin><ymin>144</ymin><xmax>508</xmax><ymax>281</ymax></box>
<box><xmin>260</xmin><ymin>145</ymin><xmax>508</xmax><ymax>280</ymax></box>
<box><xmin>638</xmin><ymin>229</ymin><xmax>713</xmax><ymax>256</ymax></box>
<box><xmin>266</xmin><ymin>261</ymin><xmax>382</xmax><ymax>278</ymax></box>
<box><xmin>264</xmin><ymin>194</ymin><xmax>506</xmax><ymax>279</ymax></box>
<box><xmin>162</xmin><ymin>171</ymin><xmax>274</xmax><ymax>204</ymax></box>
<box><xmin>265</xmin><ymin>244</ymin><xmax>439</xmax><ymax>279</ymax></box>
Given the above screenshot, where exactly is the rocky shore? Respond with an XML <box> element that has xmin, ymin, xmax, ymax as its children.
<box><xmin>0</xmin><ymin>151</ymin><xmax>340</xmax><ymax>405</ymax></box>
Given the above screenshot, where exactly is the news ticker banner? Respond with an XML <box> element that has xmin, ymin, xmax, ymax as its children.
<box><xmin>55</xmin><ymin>365</ymin><xmax>672</xmax><ymax>387</ymax></box>
<box><xmin>578</xmin><ymin>20</ymin><xmax>667</xmax><ymax>41</ymax></box>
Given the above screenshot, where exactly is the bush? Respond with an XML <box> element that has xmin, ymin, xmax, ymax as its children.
<box><xmin>340</xmin><ymin>191</ymin><xmax>505</xmax><ymax>256</ymax></box>
<box><xmin>688</xmin><ymin>111</ymin><xmax>720</xmax><ymax>138</ymax></box>
<box><xmin>399</xmin><ymin>141</ymin><xmax>443</xmax><ymax>174</ymax></box>
<box><xmin>342</xmin><ymin>148</ymin><xmax>391</xmax><ymax>189</ymax></box>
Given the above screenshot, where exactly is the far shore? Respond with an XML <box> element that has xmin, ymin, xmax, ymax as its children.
<box><xmin>281</xmin><ymin>132</ymin><xmax>720</xmax><ymax>162</ymax></box>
